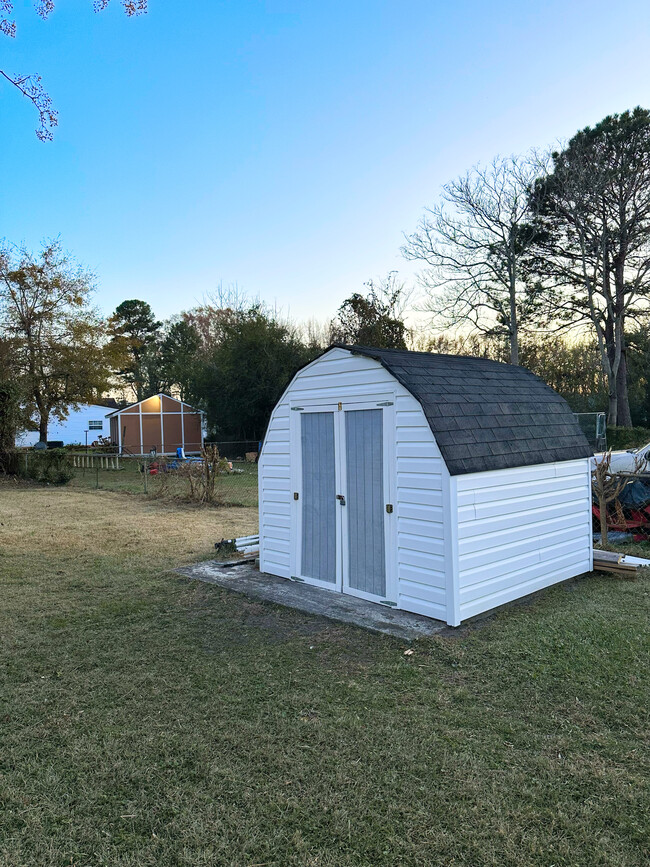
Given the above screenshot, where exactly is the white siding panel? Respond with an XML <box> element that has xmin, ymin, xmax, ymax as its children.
<box><xmin>398</xmin><ymin>548</ymin><xmax>445</xmax><ymax>572</ymax></box>
<box><xmin>399</xmin><ymin>579</ymin><xmax>446</xmax><ymax>606</ymax></box>
<box><xmin>397</xmin><ymin>456</ymin><xmax>444</xmax><ymax>474</ymax></box>
<box><xmin>396</xmin><ymin>487</ymin><xmax>444</xmax><ymax>508</ymax></box>
<box><xmin>459</xmin><ymin>557</ymin><xmax>591</xmax><ymax>621</ymax></box>
<box><xmin>459</xmin><ymin>523</ymin><xmax>584</xmax><ymax>573</ymax></box>
<box><xmin>399</xmin><ymin>562</ymin><xmax>446</xmax><ymax>589</ymax></box>
<box><xmin>259</xmin><ymin>348</ymin><xmax>448</xmax><ymax>621</ymax></box>
<box><xmin>455</xmin><ymin>460</ymin><xmax>592</xmax><ymax>620</ymax></box>
<box><xmin>396</xmin><ymin>411</ymin><xmax>430</xmax><ymax>427</ymax></box>
<box><xmin>262</xmin><ymin>523</ymin><xmax>290</xmax><ymax>540</ymax></box>
<box><xmin>397</xmin><ymin>516</ymin><xmax>444</xmax><ymax>539</ymax></box>
<box><xmin>457</xmin><ymin>498</ymin><xmax>588</xmax><ymax>540</ymax></box>
<box><xmin>398</xmin><ymin>502</ymin><xmax>444</xmax><ymax>523</ymax></box>
<box><xmin>15</xmin><ymin>404</ymin><xmax>110</xmax><ymax>447</ymax></box>
<box><xmin>396</xmin><ymin>442</ymin><xmax>441</xmax><ymax>459</ymax></box>
<box><xmin>397</xmin><ymin>594</ymin><xmax>446</xmax><ymax>621</ymax></box>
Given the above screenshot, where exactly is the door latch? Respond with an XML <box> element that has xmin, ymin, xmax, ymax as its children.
<box><xmin>293</xmin><ymin>492</ymin><xmax>299</xmax><ymax>500</ymax></box>
<box><xmin>336</xmin><ymin>494</ymin><xmax>346</xmax><ymax>506</ymax></box>
<box><xmin>385</xmin><ymin>504</ymin><xmax>393</xmax><ymax>513</ymax></box>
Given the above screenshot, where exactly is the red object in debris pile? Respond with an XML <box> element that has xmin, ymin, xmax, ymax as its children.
<box><xmin>592</xmin><ymin>503</ymin><xmax>650</xmax><ymax>538</ymax></box>
<box><xmin>149</xmin><ymin>461</ymin><xmax>159</xmax><ymax>475</ymax></box>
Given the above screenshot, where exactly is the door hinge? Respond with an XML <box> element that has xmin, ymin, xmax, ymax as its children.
<box><xmin>338</xmin><ymin>402</ymin><xmax>342</xmax><ymax>410</ymax></box>
<box><xmin>336</xmin><ymin>494</ymin><xmax>346</xmax><ymax>505</ymax></box>
<box><xmin>290</xmin><ymin>576</ymin><xmax>305</xmax><ymax>582</ymax></box>
<box><xmin>291</xmin><ymin>406</ymin><xmax>304</xmax><ymax>411</ymax></box>
<box><xmin>379</xmin><ymin>600</ymin><xmax>397</xmax><ymax>607</ymax></box>
<box><xmin>385</xmin><ymin>503</ymin><xmax>393</xmax><ymax>513</ymax></box>
<box><xmin>293</xmin><ymin>492</ymin><xmax>299</xmax><ymax>500</ymax></box>
<box><xmin>376</xmin><ymin>401</ymin><xmax>393</xmax><ymax>406</ymax></box>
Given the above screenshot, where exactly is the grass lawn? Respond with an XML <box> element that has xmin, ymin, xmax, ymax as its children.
<box><xmin>0</xmin><ymin>481</ymin><xmax>648</xmax><ymax>866</ymax></box>
<box><xmin>69</xmin><ymin>459</ymin><xmax>259</xmax><ymax>508</ymax></box>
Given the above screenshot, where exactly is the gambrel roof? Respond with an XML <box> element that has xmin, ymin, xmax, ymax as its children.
<box><xmin>334</xmin><ymin>344</ymin><xmax>593</xmax><ymax>475</ymax></box>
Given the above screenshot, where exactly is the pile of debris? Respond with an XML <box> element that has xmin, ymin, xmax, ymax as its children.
<box><xmin>592</xmin><ymin>549</ymin><xmax>650</xmax><ymax>576</ymax></box>
<box><xmin>592</xmin><ymin>473</ymin><xmax>650</xmax><ymax>539</ymax></box>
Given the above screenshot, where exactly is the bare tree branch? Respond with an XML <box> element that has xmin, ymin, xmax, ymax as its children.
<box><xmin>402</xmin><ymin>153</ymin><xmax>550</xmax><ymax>364</ymax></box>
<box><xmin>1</xmin><ymin>0</ymin><xmax>147</xmax><ymax>140</ymax></box>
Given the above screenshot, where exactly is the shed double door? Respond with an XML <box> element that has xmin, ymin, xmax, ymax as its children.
<box><xmin>295</xmin><ymin>402</ymin><xmax>393</xmax><ymax>604</ymax></box>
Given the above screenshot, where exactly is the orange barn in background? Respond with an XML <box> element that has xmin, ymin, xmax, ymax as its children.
<box><xmin>107</xmin><ymin>394</ymin><xmax>205</xmax><ymax>455</ymax></box>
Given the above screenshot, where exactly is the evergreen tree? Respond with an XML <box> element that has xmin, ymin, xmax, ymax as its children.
<box><xmin>199</xmin><ymin>304</ymin><xmax>314</xmax><ymax>440</ymax></box>
<box><xmin>108</xmin><ymin>299</ymin><xmax>161</xmax><ymax>401</ymax></box>
<box><xmin>529</xmin><ymin>107</ymin><xmax>650</xmax><ymax>427</ymax></box>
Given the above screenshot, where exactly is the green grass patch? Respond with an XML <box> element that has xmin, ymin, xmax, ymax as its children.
<box><xmin>69</xmin><ymin>459</ymin><xmax>259</xmax><ymax>507</ymax></box>
<box><xmin>0</xmin><ymin>483</ymin><xmax>648</xmax><ymax>866</ymax></box>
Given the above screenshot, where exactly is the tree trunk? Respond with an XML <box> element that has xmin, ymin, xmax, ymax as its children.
<box><xmin>605</xmin><ymin>324</ymin><xmax>619</xmax><ymax>427</ymax></box>
<box><xmin>38</xmin><ymin>412</ymin><xmax>49</xmax><ymax>443</ymax></box>
<box><xmin>616</xmin><ymin>346</ymin><xmax>633</xmax><ymax>428</ymax></box>
<box><xmin>598</xmin><ymin>491</ymin><xmax>609</xmax><ymax>545</ymax></box>
<box><xmin>607</xmin><ymin>388</ymin><xmax>618</xmax><ymax>428</ymax></box>
<box><xmin>509</xmin><ymin>257</ymin><xmax>519</xmax><ymax>365</ymax></box>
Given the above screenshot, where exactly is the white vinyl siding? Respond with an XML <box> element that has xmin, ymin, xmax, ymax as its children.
<box><xmin>454</xmin><ymin>459</ymin><xmax>592</xmax><ymax>622</ymax></box>
<box><xmin>394</xmin><ymin>392</ymin><xmax>446</xmax><ymax>621</ymax></box>
<box><xmin>15</xmin><ymin>405</ymin><xmax>109</xmax><ymax>447</ymax></box>
<box><xmin>260</xmin><ymin>347</ymin><xmax>593</xmax><ymax>627</ymax></box>
<box><xmin>259</xmin><ymin>348</ymin><xmax>447</xmax><ymax>620</ymax></box>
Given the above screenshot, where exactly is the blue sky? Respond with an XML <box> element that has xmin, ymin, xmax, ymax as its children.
<box><xmin>1</xmin><ymin>0</ymin><xmax>650</xmax><ymax>324</ymax></box>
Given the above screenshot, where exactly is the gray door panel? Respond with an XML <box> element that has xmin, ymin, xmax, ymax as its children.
<box><xmin>301</xmin><ymin>412</ymin><xmax>336</xmax><ymax>582</ymax></box>
<box><xmin>345</xmin><ymin>409</ymin><xmax>386</xmax><ymax>596</ymax></box>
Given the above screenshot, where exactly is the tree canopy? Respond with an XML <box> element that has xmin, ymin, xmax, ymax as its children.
<box><xmin>331</xmin><ymin>275</ymin><xmax>409</xmax><ymax>349</ymax></box>
<box><xmin>0</xmin><ymin>241</ymin><xmax>112</xmax><ymax>441</ymax></box>
<box><xmin>528</xmin><ymin>107</ymin><xmax>650</xmax><ymax>426</ymax></box>
<box><xmin>108</xmin><ymin>299</ymin><xmax>161</xmax><ymax>401</ymax></box>
<box><xmin>196</xmin><ymin>303</ymin><xmax>314</xmax><ymax>441</ymax></box>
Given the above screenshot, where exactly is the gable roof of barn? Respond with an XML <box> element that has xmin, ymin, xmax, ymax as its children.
<box><xmin>104</xmin><ymin>393</ymin><xmax>204</xmax><ymax>418</ymax></box>
<box><xmin>333</xmin><ymin>344</ymin><xmax>593</xmax><ymax>475</ymax></box>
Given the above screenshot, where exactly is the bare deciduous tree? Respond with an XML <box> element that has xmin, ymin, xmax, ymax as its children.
<box><xmin>402</xmin><ymin>154</ymin><xmax>548</xmax><ymax>365</ymax></box>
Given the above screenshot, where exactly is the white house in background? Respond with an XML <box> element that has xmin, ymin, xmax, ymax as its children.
<box><xmin>259</xmin><ymin>344</ymin><xmax>594</xmax><ymax>627</ymax></box>
<box><xmin>15</xmin><ymin>404</ymin><xmax>111</xmax><ymax>448</ymax></box>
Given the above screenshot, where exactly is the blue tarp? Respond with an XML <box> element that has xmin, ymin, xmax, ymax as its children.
<box><xmin>617</xmin><ymin>480</ymin><xmax>650</xmax><ymax>507</ymax></box>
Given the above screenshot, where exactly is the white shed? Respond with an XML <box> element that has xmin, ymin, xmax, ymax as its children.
<box><xmin>258</xmin><ymin>345</ymin><xmax>594</xmax><ymax>627</ymax></box>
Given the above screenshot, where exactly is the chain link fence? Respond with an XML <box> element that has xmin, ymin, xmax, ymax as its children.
<box><xmin>66</xmin><ymin>448</ymin><xmax>258</xmax><ymax>507</ymax></box>
<box><xmin>574</xmin><ymin>412</ymin><xmax>607</xmax><ymax>451</ymax></box>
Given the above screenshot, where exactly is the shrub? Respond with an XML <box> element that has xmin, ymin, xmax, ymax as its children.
<box><xmin>153</xmin><ymin>445</ymin><xmax>231</xmax><ymax>504</ymax></box>
<box><xmin>1</xmin><ymin>449</ymin><xmax>74</xmax><ymax>485</ymax></box>
<box><xmin>607</xmin><ymin>426</ymin><xmax>650</xmax><ymax>451</ymax></box>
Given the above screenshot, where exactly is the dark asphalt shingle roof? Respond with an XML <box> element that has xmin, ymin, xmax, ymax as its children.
<box><xmin>334</xmin><ymin>344</ymin><xmax>593</xmax><ymax>475</ymax></box>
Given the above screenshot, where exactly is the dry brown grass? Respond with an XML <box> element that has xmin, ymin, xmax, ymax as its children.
<box><xmin>0</xmin><ymin>478</ymin><xmax>258</xmax><ymax>568</ymax></box>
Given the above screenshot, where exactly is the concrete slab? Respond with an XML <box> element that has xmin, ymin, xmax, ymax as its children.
<box><xmin>176</xmin><ymin>560</ymin><xmax>446</xmax><ymax>641</ymax></box>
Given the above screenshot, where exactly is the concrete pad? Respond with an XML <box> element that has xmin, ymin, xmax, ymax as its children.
<box><xmin>176</xmin><ymin>560</ymin><xmax>446</xmax><ymax>641</ymax></box>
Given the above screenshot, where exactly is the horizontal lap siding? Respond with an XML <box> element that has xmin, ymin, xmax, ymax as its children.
<box><xmin>455</xmin><ymin>460</ymin><xmax>592</xmax><ymax>620</ymax></box>
<box><xmin>260</xmin><ymin>403</ymin><xmax>291</xmax><ymax>577</ymax></box>
<box><xmin>395</xmin><ymin>392</ymin><xmax>446</xmax><ymax>621</ymax></box>
<box><xmin>259</xmin><ymin>349</ymin><xmax>447</xmax><ymax>621</ymax></box>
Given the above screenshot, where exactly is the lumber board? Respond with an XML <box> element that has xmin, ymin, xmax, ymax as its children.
<box><xmin>592</xmin><ymin>550</ymin><xmax>624</xmax><ymax>564</ymax></box>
